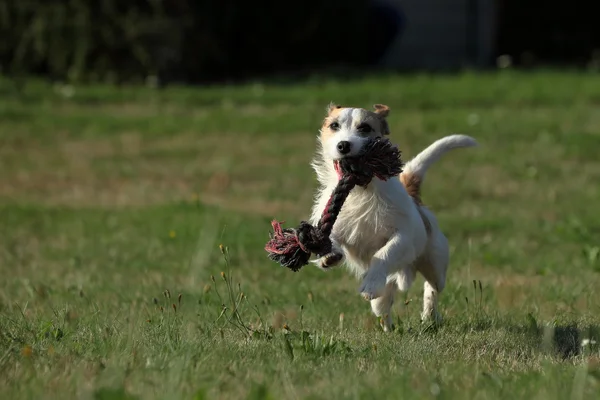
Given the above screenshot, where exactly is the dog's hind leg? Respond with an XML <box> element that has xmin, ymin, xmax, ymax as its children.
<box><xmin>421</xmin><ymin>280</ymin><xmax>442</xmax><ymax>324</ymax></box>
<box><xmin>417</xmin><ymin>234</ymin><xmax>449</xmax><ymax>324</ymax></box>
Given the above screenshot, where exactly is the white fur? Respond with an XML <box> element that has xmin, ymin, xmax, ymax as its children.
<box><xmin>310</xmin><ymin>119</ymin><xmax>477</xmax><ymax>331</ymax></box>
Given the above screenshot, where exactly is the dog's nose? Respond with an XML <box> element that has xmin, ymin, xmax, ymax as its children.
<box><xmin>337</xmin><ymin>141</ymin><xmax>351</xmax><ymax>155</ymax></box>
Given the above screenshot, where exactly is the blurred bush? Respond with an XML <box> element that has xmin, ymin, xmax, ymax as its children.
<box><xmin>0</xmin><ymin>0</ymin><xmax>371</xmax><ymax>84</ymax></box>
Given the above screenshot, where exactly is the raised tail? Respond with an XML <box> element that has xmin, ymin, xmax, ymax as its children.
<box><xmin>400</xmin><ymin>134</ymin><xmax>477</xmax><ymax>204</ymax></box>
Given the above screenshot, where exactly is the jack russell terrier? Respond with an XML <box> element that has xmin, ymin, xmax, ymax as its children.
<box><xmin>309</xmin><ymin>103</ymin><xmax>477</xmax><ymax>330</ymax></box>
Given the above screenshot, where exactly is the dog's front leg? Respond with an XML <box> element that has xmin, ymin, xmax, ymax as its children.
<box><xmin>311</xmin><ymin>237</ymin><xmax>344</xmax><ymax>270</ymax></box>
<box><xmin>359</xmin><ymin>231</ymin><xmax>415</xmax><ymax>300</ymax></box>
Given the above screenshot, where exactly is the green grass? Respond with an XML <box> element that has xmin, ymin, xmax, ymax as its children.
<box><xmin>1</xmin><ymin>70</ymin><xmax>600</xmax><ymax>399</ymax></box>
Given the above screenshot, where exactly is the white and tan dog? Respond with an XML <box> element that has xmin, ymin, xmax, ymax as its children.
<box><xmin>309</xmin><ymin>103</ymin><xmax>476</xmax><ymax>330</ymax></box>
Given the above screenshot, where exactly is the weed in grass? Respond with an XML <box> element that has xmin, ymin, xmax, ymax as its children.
<box><xmin>210</xmin><ymin>244</ymin><xmax>272</xmax><ymax>340</ymax></box>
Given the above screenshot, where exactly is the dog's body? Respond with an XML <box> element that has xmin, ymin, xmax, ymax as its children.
<box><xmin>309</xmin><ymin>104</ymin><xmax>476</xmax><ymax>331</ymax></box>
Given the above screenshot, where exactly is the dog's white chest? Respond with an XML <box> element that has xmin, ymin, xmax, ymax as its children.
<box><xmin>311</xmin><ymin>176</ymin><xmax>413</xmax><ymax>272</ymax></box>
<box><xmin>331</xmin><ymin>189</ymin><xmax>395</xmax><ymax>263</ymax></box>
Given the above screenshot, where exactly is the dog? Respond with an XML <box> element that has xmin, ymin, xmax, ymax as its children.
<box><xmin>309</xmin><ymin>103</ymin><xmax>477</xmax><ymax>331</ymax></box>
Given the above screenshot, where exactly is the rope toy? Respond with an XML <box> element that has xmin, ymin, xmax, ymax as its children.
<box><xmin>264</xmin><ymin>137</ymin><xmax>403</xmax><ymax>272</ymax></box>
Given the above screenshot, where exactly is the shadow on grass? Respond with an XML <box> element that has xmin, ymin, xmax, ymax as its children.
<box><xmin>552</xmin><ymin>324</ymin><xmax>582</xmax><ymax>359</ymax></box>
<box><xmin>459</xmin><ymin>312</ymin><xmax>600</xmax><ymax>360</ymax></box>
<box><xmin>522</xmin><ymin>315</ymin><xmax>600</xmax><ymax>359</ymax></box>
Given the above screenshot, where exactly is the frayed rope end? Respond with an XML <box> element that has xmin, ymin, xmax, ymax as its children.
<box><xmin>264</xmin><ymin>220</ymin><xmax>311</xmax><ymax>272</ymax></box>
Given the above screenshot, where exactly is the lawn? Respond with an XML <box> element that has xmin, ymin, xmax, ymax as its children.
<box><xmin>1</xmin><ymin>70</ymin><xmax>600</xmax><ymax>399</ymax></box>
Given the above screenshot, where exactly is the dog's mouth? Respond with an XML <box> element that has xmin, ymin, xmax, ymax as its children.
<box><xmin>333</xmin><ymin>161</ymin><xmax>343</xmax><ymax>180</ymax></box>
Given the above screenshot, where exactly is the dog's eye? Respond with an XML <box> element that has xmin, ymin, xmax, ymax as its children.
<box><xmin>329</xmin><ymin>122</ymin><xmax>340</xmax><ymax>131</ymax></box>
<box><xmin>357</xmin><ymin>123</ymin><xmax>373</xmax><ymax>134</ymax></box>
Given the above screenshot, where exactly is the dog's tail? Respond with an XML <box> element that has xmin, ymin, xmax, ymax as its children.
<box><xmin>400</xmin><ymin>134</ymin><xmax>477</xmax><ymax>203</ymax></box>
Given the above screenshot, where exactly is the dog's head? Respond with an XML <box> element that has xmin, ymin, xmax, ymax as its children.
<box><xmin>319</xmin><ymin>103</ymin><xmax>391</xmax><ymax>177</ymax></box>
<box><xmin>320</xmin><ymin>103</ymin><xmax>391</xmax><ymax>159</ymax></box>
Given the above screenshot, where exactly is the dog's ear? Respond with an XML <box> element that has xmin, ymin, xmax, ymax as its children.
<box><xmin>373</xmin><ymin>104</ymin><xmax>390</xmax><ymax>118</ymax></box>
<box><xmin>380</xmin><ymin>120</ymin><xmax>391</xmax><ymax>135</ymax></box>
<box><xmin>327</xmin><ymin>102</ymin><xmax>342</xmax><ymax>115</ymax></box>
<box><xmin>373</xmin><ymin>104</ymin><xmax>391</xmax><ymax>135</ymax></box>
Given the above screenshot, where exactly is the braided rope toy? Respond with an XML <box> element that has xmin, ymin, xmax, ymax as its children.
<box><xmin>265</xmin><ymin>137</ymin><xmax>403</xmax><ymax>271</ymax></box>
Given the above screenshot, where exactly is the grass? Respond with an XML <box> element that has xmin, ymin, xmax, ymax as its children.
<box><xmin>1</xmin><ymin>69</ymin><xmax>600</xmax><ymax>399</ymax></box>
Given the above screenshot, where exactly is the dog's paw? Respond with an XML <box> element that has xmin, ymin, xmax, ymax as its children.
<box><xmin>379</xmin><ymin>315</ymin><xmax>394</xmax><ymax>332</ymax></box>
<box><xmin>359</xmin><ymin>272</ymin><xmax>387</xmax><ymax>301</ymax></box>
<box><xmin>420</xmin><ymin>309</ymin><xmax>443</xmax><ymax>326</ymax></box>
<box><xmin>311</xmin><ymin>252</ymin><xmax>343</xmax><ymax>270</ymax></box>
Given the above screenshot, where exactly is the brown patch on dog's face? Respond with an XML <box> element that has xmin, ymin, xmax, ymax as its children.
<box><xmin>327</xmin><ymin>102</ymin><xmax>343</xmax><ymax>114</ymax></box>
